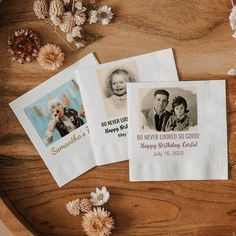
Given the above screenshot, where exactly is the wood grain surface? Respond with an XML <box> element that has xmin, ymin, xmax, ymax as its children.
<box><xmin>1</xmin><ymin>0</ymin><xmax>236</xmax><ymax>235</ymax></box>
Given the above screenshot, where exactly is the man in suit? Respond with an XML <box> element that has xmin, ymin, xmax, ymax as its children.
<box><xmin>141</xmin><ymin>89</ymin><xmax>171</xmax><ymax>131</ymax></box>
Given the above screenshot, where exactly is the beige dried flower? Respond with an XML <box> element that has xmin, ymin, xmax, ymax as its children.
<box><xmin>50</xmin><ymin>15</ymin><xmax>61</xmax><ymax>26</ymax></box>
<box><xmin>33</xmin><ymin>0</ymin><xmax>48</xmax><ymax>19</ymax></box>
<box><xmin>49</xmin><ymin>0</ymin><xmax>65</xmax><ymax>17</ymax></box>
<box><xmin>80</xmin><ymin>199</ymin><xmax>93</xmax><ymax>213</ymax></box>
<box><xmin>82</xmin><ymin>207</ymin><xmax>114</xmax><ymax>236</ymax></box>
<box><xmin>71</xmin><ymin>26</ymin><xmax>81</xmax><ymax>37</ymax></box>
<box><xmin>60</xmin><ymin>12</ymin><xmax>75</xmax><ymax>33</ymax></box>
<box><xmin>66</xmin><ymin>199</ymin><xmax>81</xmax><ymax>216</ymax></box>
<box><xmin>74</xmin><ymin>10</ymin><xmax>87</xmax><ymax>26</ymax></box>
<box><xmin>66</xmin><ymin>32</ymin><xmax>74</xmax><ymax>43</ymax></box>
<box><xmin>37</xmin><ymin>44</ymin><xmax>65</xmax><ymax>71</ymax></box>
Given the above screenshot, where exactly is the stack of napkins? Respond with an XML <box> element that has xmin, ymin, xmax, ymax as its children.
<box><xmin>10</xmin><ymin>49</ymin><xmax>228</xmax><ymax>187</ymax></box>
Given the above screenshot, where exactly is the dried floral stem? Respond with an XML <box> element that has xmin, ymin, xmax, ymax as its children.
<box><xmin>72</xmin><ymin>0</ymin><xmax>75</xmax><ymax>13</ymax></box>
<box><xmin>44</xmin><ymin>18</ymin><xmax>74</xmax><ymax>50</ymax></box>
<box><xmin>231</xmin><ymin>0</ymin><xmax>235</xmax><ymax>7</ymax></box>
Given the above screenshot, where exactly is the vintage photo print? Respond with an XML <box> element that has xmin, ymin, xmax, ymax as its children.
<box><xmin>139</xmin><ymin>87</ymin><xmax>198</xmax><ymax>132</ymax></box>
<box><xmin>24</xmin><ymin>79</ymin><xmax>86</xmax><ymax>146</ymax></box>
<box><xmin>97</xmin><ymin>62</ymin><xmax>140</xmax><ymax>118</ymax></box>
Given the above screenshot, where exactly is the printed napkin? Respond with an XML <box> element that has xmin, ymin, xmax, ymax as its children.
<box><xmin>128</xmin><ymin>80</ymin><xmax>228</xmax><ymax>181</ymax></box>
<box><xmin>78</xmin><ymin>49</ymin><xmax>179</xmax><ymax>165</ymax></box>
<box><xmin>10</xmin><ymin>53</ymin><xmax>98</xmax><ymax>187</ymax></box>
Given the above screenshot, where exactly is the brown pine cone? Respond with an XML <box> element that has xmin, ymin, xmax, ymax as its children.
<box><xmin>7</xmin><ymin>28</ymin><xmax>41</xmax><ymax>64</ymax></box>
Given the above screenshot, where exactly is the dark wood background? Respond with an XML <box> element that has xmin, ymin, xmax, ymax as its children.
<box><xmin>1</xmin><ymin>0</ymin><xmax>236</xmax><ymax>235</ymax></box>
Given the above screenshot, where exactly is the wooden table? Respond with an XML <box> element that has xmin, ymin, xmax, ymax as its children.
<box><xmin>1</xmin><ymin>0</ymin><xmax>236</xmax><ymax>235</ymax></box>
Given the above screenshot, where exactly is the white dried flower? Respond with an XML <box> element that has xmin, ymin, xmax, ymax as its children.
<box><xmin>88</xmin><ymin>10</ymin><xmax>98</xmax><ymax>24</ymax></box>
<box><xmin>50</xmin><ymin>15</ymin><xmax>61</xmax><ymax>26</ymax></box>
<box><xmin>228</xmin><ymin>67</ymin><xmax>236</xmax><ymax>76</ymax></box>
<box><xmin>75</xmin><ymin>1</ymin><xmax>86</xmax><ymax>11</ymax></box>
<box><xmin>233</xmin><ymin>31</ymin><xmax>236</xmax><ymax>39</ymax></box>
<box><xmin>60</xmin><ymin>12</ymin><xmax>75</xmax><ymax>33</ymax></box>
<box><xmin>97</xmin><ymin>5</ymin><xmax>113</xmax><ymax>25</ymax></box>
<box><xmin>66</xmin><ymin>199</ymin><xmax>81</xmax><ymax>216</ymax></box>
<box><xmin>63</xmin><ymin>0</ymin><xmax>70</xmax><ymax>5</ymax></box>
<box><xmin>75</xmin><ymin>42</ymin><xmax>85</xmax><ymax>48</ymax></box>
<box><xmin>71</xmin><ymin>26</ymin><xmax>81</xmax><ymax>37</ymax></box>
<box><xmin>91</xmin><ymin>186</ymin><xmax>110</xmax><ymax>206</ymax></box>
<box><xmin>229</xmin><ymin>6</ymin><xmax>236</xmax><ymax>31</ymax></box>
<box><xmin>66</xmin><ymin>32</ymin><xmax>74</xmax><ymax>43</ymax></box>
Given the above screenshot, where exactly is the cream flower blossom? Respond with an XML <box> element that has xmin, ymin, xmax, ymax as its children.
<box><xmin>88</xmin><ymin>10</ymin><xmax>98</xmax><ymax>24</ymax></box>
<box><xmin>82</xmin><ymin>207</ymin><xmax>114</xmax><ymax>236</ymax></box>
<box><xmin>229</xmin><ymin>5</ymin><xmax>236</xmax><ymax>31</ymax></box>
<box><xmin>91</xmin><ymin>187</ymin><xmax>110</xmax><ymax>206</ymax></box>
<box><xmin>97</xmin><ymin>5</ymin><xmax>113</xmax><ymax>25</ymax></box>
<box><xmin>228</xmin><ymin>67</ymin><xmax>236</xmax><ymax>75</ymax></box>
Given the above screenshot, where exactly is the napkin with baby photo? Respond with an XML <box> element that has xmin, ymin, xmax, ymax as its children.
<box><xmin>10</xmin><ymin>53</ymin><xmax>99</xmax><ymax>187</ymax></box>
<box><xmin>77</xmin><ymin>49</ymin><xmax>179</xmax><ymax>166</ymax></box>
<box><xmin>128</xmin><ymin>80</ymin><xmax>228</xmax><ymax>181</ymax></box>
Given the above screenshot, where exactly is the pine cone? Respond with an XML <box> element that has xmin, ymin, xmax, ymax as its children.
<box><xmin>49</xmin><ymin>0</ymin><xmax>65</xmax><ymax>17</ymax></box>
<box><xmin>33</xmin><ymin>0</ymin><xmax>48</xmax><ymax>19</ymax></box>
<box><xmin>79</xmin><ymin>199</ymin><xmax>92</xmax><ymax>213</ymax></box>
<box><xmin>7</xmin><ymin>28</ymin><xmax>41</xmax><ymax>64</ymax></box>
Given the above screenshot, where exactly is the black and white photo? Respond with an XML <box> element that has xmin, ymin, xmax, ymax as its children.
<box><xmin>140</xmin><ymin>87</ymin><xmax>198</xmax><ymax>132</ymax></box>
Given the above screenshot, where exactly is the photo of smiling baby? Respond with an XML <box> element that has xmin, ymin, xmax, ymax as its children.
<box><xmin>97</xmin><ymin>62</ymin><xmax>139</xmax><ymax>118</ymax></box>
<box><xmin>139</xmin><ymin>87</ymin><xmax>198</xmax><ymax>132</ymax></box>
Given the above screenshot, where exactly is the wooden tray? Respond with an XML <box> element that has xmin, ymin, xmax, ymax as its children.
<box><xmin>1</xmin><ymin>1</ymin><xmax>236</xmax><ymax>235</ymax></box>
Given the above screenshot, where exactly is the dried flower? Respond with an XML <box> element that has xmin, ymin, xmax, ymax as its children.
<box><xmin>80</xmin><ymin>199</ymin><xmax>93</xmax><ymax>213</ymax></box>
<box><xmin>60</xmin><ymin>12</ymin><xmax>75</xmax><ymax>32</ymax></box>
<box><xmin>49</xmin><ymin>0</ymin><xmax>65</xmax><ymax>17</ymax></box>
<box><xmin>97</xmin><ymin>5</ymin><xmax>113</xmax><ymax>25</ymax></box>
<box><xmin>75</xmin><ymin>41</ymin><xmax>85</xmax><ymax>48</ymax></box>
<box><xmin>88</xmin><ymin>10</ymin><xmax>98</xmax><ymax>24</ymax></box>
<box><xmin>74</xmin><ymin>10</ymin><xmax>87</xmax><ymax>26</ymax></box>
<box><xmin>66</xmin><ymin>199</ymin><xmax>81</xmax><ymax>216</ymax></box>
<box><xmin>82</xmin><ymin>207</ymin><xmax>114</xmax><ymax>236</ymax></box>
<box><xmin>91</xmin><ymin>187</ymin><xmax>110</xmax><ymax>206</ymax></box>
<box><xmin>229</xmin><ymin>6</ymin><xmax>236</xmax><ymax>31</ymax></box>
<box><xmin>75</xmin><ymin>1</ymin><xmax>86</xmax><ymax>11</ymax></box>
<box><xmin>66</xmin><ymin>32</ymin><xmax>74</xmax><ymax>43</ymax></box>
<box><xmin>63</xmin><ymin>0</ymin><xmax>71</xmax><ymax>5</ymax></box>
<box><xmin>7</xmin><ymin>28</ymin><xmax>41</xmax><ymax>64</ymax></box>
<box><xmin>228</xmin><ymin>67</ymin><xmax>236</xmax><ymax>75</ymax></box>
<box><xmin>50</xmin><ymin>15</ymin><xmax>61</xmax><ymax>26</ymax></box>
<box><xmin>72</xmin><ymin>26</ymin><xmax>82</xmax><ymax>37</ymax></box>
<box><xmin>33</xmin><ymin>0</ymin><xmax>48</xmax><ymax>19</ymax></box>
<box><xmin>37</xmin><ymin>44</ymin><xmax>65</xmax><ymax>71</ymax></box>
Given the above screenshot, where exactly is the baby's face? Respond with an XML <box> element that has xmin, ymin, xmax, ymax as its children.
<box><xmin>51</xmin><ymin>102</ymin><xmax>64</xmax><ymax>117</ymax></box>
<box><xmin>174</xmin><ymin>104</ymin><xmax>185</xmax><ymax>118</ymax></box>
<box><xmin>111</xmin><ymin>73</ymin><xmax>128</xmax><ymax>96</ymax></box>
